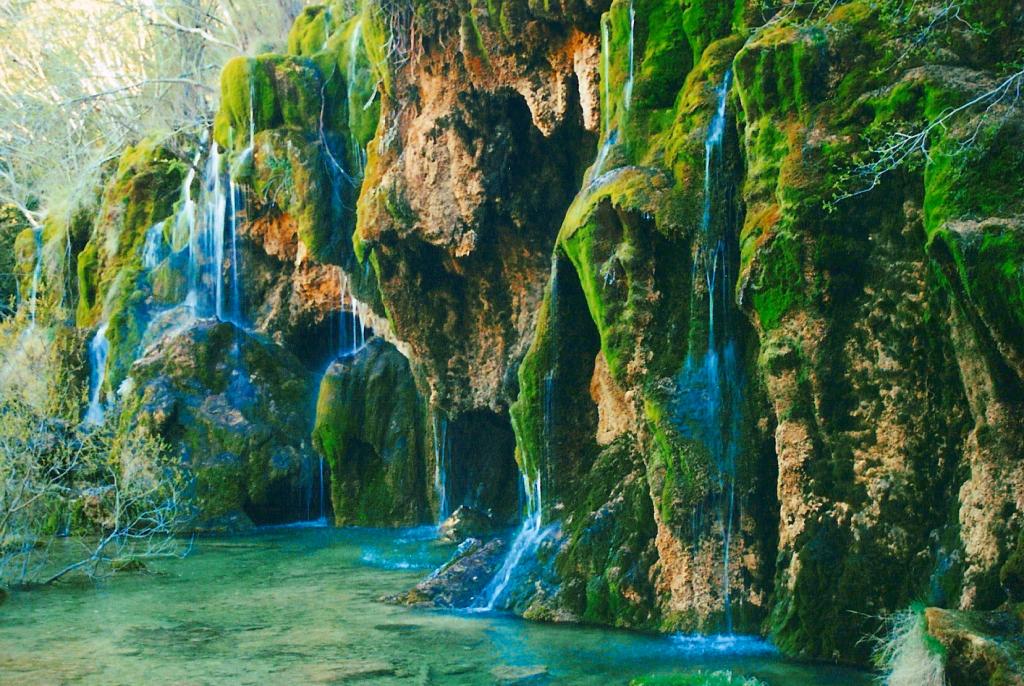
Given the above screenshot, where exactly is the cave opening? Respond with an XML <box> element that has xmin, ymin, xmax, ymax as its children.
<box><xmin>242</xmin><ymin>452</ymin><xmax>334</xmax><ymax>526</ymax></box>
<box><xmin>443</xmin><ymin>409</ymin><xmax>520</xmax><ymax>526</ymax></box>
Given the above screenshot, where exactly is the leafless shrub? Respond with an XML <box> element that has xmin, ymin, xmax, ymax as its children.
<box><xmin>0</xmin><ymin>396</ymin><xmax>194</xmax><ymax>589</ymax></box>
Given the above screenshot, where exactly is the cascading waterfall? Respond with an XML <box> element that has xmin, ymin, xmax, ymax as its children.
<box><xmin>336</xmin><ymin>269</ymin><xmax>369</xmax><ymax>358</ymax></box>
<box><xmin>623</xmin><ymin>0</ymin><xmax>636</xmax><ymax>111</ymax></box>
<box><xmin>85</xmin><ymin>138</ymin><xmax>245</xmax><ymax>424</ymax></box>
<box><xmin>347</xmin><ymin>18</ymin><xmax>367</xmax><ymax>176</ymax></box>
<box><xmin>475</xmin><ymin>474</ymin><xmax>546</xmax><ymax>611</ymax></box>
<box><xmin>592</xmin><ymin>14</ymin><xmax>615</xmax><ymax>180</ymax></box>
<box><xmin>228</xmin><ymin>174</ymin><xmax>242</xmax><ymax>323</ymax></box>
<box><xmin>433</xmin><ymin>414</ymin><xmax>450</xmax><ymax>522</ymax></box>
<box><xmin>26</xmin><ymin>227</ymin><xmax>43</xmax><ymax>329</ymax></box>
<box><xmin>184</xmin><ymin>143</ymin><xmax>242</xmax><ymax>324</ymax></box>
<box><xmin>84</xmin><ymin>322</ymin><xmax>110</xmax><ymax>425</ymax></box>
<box><xmin>673</xmin><ymin>70</ymin><xmax>742</xmax><ymax>633</ymax></box>
<box><xmin>142</xmin><ymin>220</ymin><xmax>166</xmax><ymax>270</ymax></box>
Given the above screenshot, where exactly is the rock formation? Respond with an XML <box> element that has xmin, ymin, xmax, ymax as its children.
<box><xmin>10</xmin><ymin>0</ymin><xmax>1024</xmax><ymax>675</ymax></box>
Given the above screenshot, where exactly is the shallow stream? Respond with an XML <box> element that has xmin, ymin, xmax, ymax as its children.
<box><xmin>0</xmin><ymin>527</ymin><xmax>872</xmax><ymax>685</ymax></box>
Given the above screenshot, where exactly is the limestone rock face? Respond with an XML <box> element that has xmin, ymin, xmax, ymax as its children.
<box><xmin>355</xmin><ymin>6</ymin><xmax>601</xmax><ymax>416</ymax></box>
<box><xmin>128</xmin><ymin>319</ymin><xmax>317</xmax><ymax>530</ymax></box>
<box><xmin>24</xmin><ymin>0</ymin><xmax>1024</xmax><ymax>674</ymax></box>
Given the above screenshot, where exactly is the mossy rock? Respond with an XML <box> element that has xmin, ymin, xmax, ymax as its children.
<box><xmin>127</xmin><ymin>320</ymin><xmax>316</xmax><ymax>528</ymax></box>
<box><xmin>214</xmin><ymin>53</ymin><xmax>346</xmax><ymax>151</ymax></box>
<box><xmin>313</xmin><ymin>337</ymin><xmax>428</xmax><ymax>526</ymax></box>
<box><xmin>251</xmin><ymin>128</ymin><xmax>351</xmax><ymax>264</ymax></box>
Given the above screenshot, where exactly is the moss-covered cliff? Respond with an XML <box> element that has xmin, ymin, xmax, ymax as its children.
<box><xmin>12</xmin><ymin>0</ymin><xmax>1024</xmax><ymax>676</ymax></box>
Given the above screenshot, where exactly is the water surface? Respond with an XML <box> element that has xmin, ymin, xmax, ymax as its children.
<box><xmin>0</xmin><ymin>527</ymin><xmax>872</xmax><ymax>685</ymax></box>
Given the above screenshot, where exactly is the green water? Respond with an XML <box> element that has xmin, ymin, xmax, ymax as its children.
<box><xmin>0</xmin><ymin>527</ymin><xmax>872</xmax><ymax>685</ymax></box>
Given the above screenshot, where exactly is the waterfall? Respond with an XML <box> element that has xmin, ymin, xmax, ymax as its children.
<box><xmin>318</xmin><ymin>455</ymin><xmax>327</xmax><ymax>522</ymax></box>
<box><xmin>624</xmin><ymin>1</ymin><xmax>636</xmax><ymax>111</ymax></box>
<box><xmin>227</xmin><ymin>176</ymin><xmax>242</xmax><ymax>324</ymax></box>
<box><xmin>433</xmin><ymin>414</ymin><xmax>450</xmax><ymax>521</ymax></box>
<box><xmin>141</xmin><ymin>221</ymin><xmax>166</xmax><ymax>270</ymax></box>
<box><xmin>26</xmin><ymin>227</ymin><xmax>43</xmax><ymax>328</ymax></box>
<box><xmin>601</xmin><ymin>14</ymin><xmax>611</xmax><ymax>134</ymax></box>
<box><xmin>84</xmin><ymin>322</ymin><xmax>110</xmax><ymax>425</ymax></box>
<box><xmin>336</xmin><ymin>267</ymin><xmax>371</xmax><ymax>359</ymax></box>
<box><xmin>592</xmin><ymin>14</ymin><xmax>615</xmax><ymax>182</ymax></box>
<box><xmin>474</xmin><ymin>474</ymin><xmax>548</xmax><ymax>611</ymax></box>
<box><xmin>674</xmin><ymin>70</ymin><xmax>741</xmax><ymax>633</ymax></box>
<box><xmin>347</xmin><ymin>18</ymin><xmax>366</xmax><ymax>176</ymax></box>
<box><xmin>181</xmin><ymin>142</ymin><xmax>243</xmax><ymax>325</ymax></box>
<box><xmin>338</xmin><ymin>270</ymin><xmax>349</xmax><ymax>356</ymax></box>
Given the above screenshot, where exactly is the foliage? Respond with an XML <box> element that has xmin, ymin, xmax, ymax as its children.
<box><xmin>0</xmin><ymin>396</ymin><xmax>194</xmax><ymax>590</ymax></box>
<box><xmin>0</xmin><ymin>0</ymin><xmax>306</xmax><ymax>230</ymax></box>
<box><xmin>874</xmin><ymin>606</ymin><xmax>947</xmax><ymax>686</ymax></box>
<box><xmin>0</xmin><ymin>204</ymin><xmax>28</xmax><ymax>317</ymax></box>
<box><xmin>630</xmin><ymin>671</ymin><xmax>768</xmax><ymax>686</ymax></box>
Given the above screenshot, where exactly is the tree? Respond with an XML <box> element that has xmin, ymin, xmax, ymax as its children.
<box><xmin>0</xmin><ymin>0</ymin><xmax>305</xmax><ymax>229</ymax></box>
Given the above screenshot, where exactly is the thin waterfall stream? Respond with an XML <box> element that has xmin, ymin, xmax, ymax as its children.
<box><xmin>433</xmin><ymin>414</ymin><xmax>450</xmax><ymax>522</ymax></box>
<box><xmin>474</xmin><ymin>474</ymin><xmax>548</xmax><ymax>611</ymax></box>
<box><xmin>84</xmin><ymin>321</ymin><xmax>110</xmax><ymax>425</ymax></box>
<box><xmin>673</xmin><ymin>70</ymin><xmax>742</xmax><ymax>633</ymax></box>
<box><xmin>26</xmin><ymin>227</ymin><xmax>43</xmax><ymax>329</ymax></box>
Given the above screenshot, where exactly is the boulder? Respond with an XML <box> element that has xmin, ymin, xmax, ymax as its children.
<box><xmin>127</xmin><ymin>319</ymin><xmax>317</xmax><ymax>530</ymax></box>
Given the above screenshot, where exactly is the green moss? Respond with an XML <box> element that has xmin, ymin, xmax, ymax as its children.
<box><xmin>550</xmin><ymin>438</ymin><xmax>658</xmax><ymax>628</ymax></box>
<box><xmin>749</xmin><ymin>233</ymin><xmax>804</xmax><ymax>331</ymax></box>
<box><xmin>312</xmin><ymin>338</ymin><xmax>427</xmax><ymax>526</ymax></box>
<box><xmin>361</xmin><ymin>0</ymin><xmax>394</xmax><ymax>96</ymax></box>
<box><xmin>288</xmin><ymin>4</ymin><xmax>333</xmax><ymax>56</ymax></box>
<box><xmin>631</xmin><ymin>671</ymin><xmax>767</xmax><ymax>686</ymax></box>
<box><xmin>214</xmin><ymin>56</ymin><xmax>277</xmax><ymax>149</ymax></box>
<box><xmin>459</xmin><ymin>10</ymin><xmax>490</xmax><ymax>65</ymax></box>
<box><xmin>733</xmin><ymin>23</ymin><xmax>827</xmax><ymax>123</ymax></box>
<box><xmin>681</xmin><ymin>0</ymin><xmax>743</xmax><ymax>67</ymax></box>
<box><xmin>214</xmin><ymin>52</ymin><xmax>344</xmax><ymax>153</ymax></box>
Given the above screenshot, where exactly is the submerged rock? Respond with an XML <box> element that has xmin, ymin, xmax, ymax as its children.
<box><xmin>491</xmin><ymin>665</ymin><xmax>549</xmax><ymax>684</ymax></box>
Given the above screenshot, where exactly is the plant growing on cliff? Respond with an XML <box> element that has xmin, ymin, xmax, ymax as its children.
<box><xmin>842</xmin><ymin>65</ymin><xmax>1024</xmax><ymax>201</ymax></box>
<box><xmin>0</xmin><ymin>398</ymin><xmax>194</xmax><ymax>590</ymax></box>
<box><xmin>874</xmin><ymin>606</ymin><xmax>947</xmax><ymax>686</ymax></box>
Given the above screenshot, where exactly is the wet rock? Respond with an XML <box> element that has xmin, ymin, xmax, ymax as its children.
<box><xmin>384</xmin><ymin>537</ymin><xmax>506</xmax><ymax>608</ymax></box>
<box><xmin>126</xmin><ymin>319</ymin><xmax>316</xmax><ymax>529</ymax></box>
<box><xmin>438</xmin><ymin>506</ymin><xmax>498</xmax><ymax>543</ymax></box>
<box><xmin>313</xmin><ymin>337</ymin><xmax>429</xmax><ymax>526</ymax></box>
<box><xmin>926</xmin><ymin>607</ymin><xmax>1024</xmax><ymax>686</ymax></box>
